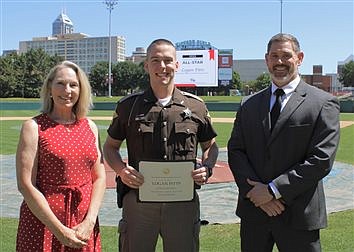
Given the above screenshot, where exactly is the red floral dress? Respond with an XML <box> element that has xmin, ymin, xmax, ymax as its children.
<box><xmin>16</xmin><ymin>113</ymin><xmax>102</xmax><ymax>251</ymax></box>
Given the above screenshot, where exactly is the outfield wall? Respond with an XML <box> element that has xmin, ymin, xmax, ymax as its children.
<box><xmin>1</xmin><ymin>101</ymin><xmax>353</xmax><ymax>112</ymax></box>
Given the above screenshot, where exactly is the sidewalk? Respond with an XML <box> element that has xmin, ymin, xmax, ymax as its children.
<box><xmin>1</xmin><ymin>153</ymin><xmax>353</xmax><ymax>226</ymax></box>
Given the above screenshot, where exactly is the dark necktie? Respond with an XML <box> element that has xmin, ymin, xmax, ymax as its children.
<box><xmin>270</xmin><ymin>88</ymin><xmax>285</xmax><ymax>131</ymax></box>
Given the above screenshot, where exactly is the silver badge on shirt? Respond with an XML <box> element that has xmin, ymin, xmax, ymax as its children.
<box><xmin>182</xmin><ymin>108</ymin><xmax>192</xmax><ymax>120</ymax></box>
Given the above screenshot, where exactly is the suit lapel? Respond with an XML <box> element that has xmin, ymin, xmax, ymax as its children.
<box><xmin>267</xmin><ymin>81</ymin><xmax>307</xmax><ymax>145</ymax></box>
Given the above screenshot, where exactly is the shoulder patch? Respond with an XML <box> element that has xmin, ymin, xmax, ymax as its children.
<box><xmin>181</xmin><ymin>91</ymin><xmax>204</xmax><ymax>102</ymax></box>
<box><xmin>118</xmin><ymin>91</ymin><xmax>144</xmax><ymax>104</ymax></box>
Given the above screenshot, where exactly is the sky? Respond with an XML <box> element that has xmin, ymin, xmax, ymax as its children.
<box><xmin>1</xmin><ymin>0</ymin><xmax>353</xmax><ymax>75</ymax></box>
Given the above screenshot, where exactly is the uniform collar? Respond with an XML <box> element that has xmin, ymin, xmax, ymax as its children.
<box><xmin>142</xmin><ymin>87</ymin><xmax>186</xmax><ymax>107</ymax></box>
<box><xmin>171</xmin><ymin>88</ymin><xmax>187</xmax><ymax>106</ymax></box>
<box><xmin>142</xmin><ymin>87</ymin><xmax>158</xmax><ymax>103</ymax></box>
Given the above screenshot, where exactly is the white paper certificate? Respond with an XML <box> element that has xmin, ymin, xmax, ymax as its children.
<box><xmin>138</xmin><ymin>161</ymin><xmax>194</xmax><ymax>202</ymax></box>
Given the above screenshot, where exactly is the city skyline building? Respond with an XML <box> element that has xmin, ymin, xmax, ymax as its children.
<box><xmin>18</xmin><ymin>12</ymin><xmax>125</xmax><ymax>74</ymax></box>
<box><xmin>232</xmin><ymin>59</ymin><xmax>268</xmax><ymax>83</ymax></box>
<box><xmin>3</xmin><ymin>12</ymin><xmax>350</xmax><ymax>92</ymax></box>
<box><xmin>125</xmin><ymin>47</ymin><xmax>146</xmax><ymax>64</ymax></box>
<box><xmin>52</xmin><ymin>12</ymin><xmax>74</xmax><ymax>36</ymax></box>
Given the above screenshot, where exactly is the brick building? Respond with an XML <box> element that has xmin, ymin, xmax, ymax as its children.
<box><xmin>302</xmin><ymin>65</ymin><xmax>331</xmax><ymax>92</ymax></box>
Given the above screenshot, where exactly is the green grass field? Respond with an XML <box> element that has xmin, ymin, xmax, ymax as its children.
<box><xmin>1</xmin><ymin>108</ymin><xmax>353</xmax><ymax>251</ymax></box>
<box><xmin>2</xmin><ymin>210</ymin><xmax>353</xmax><ymax>251</ymax></box>
<box><xmin>1</xmin><ymin>111</ymin><xmax>353</xmax><ymax>164</ymax></box>
<box><xmin>1</xmin><ymin>107</ymin><xmax>352</xmax><ymax>160</ymax></box>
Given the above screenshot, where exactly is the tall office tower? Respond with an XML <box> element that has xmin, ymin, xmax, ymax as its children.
<box><xmin>52</xmin><ymin>12</ymin><xmax>74</xmax><ymax>36</ymax></box>
<box><xmin>19</xmin><ymin>12</ymin><xmax>126</xmax><ymax>74</ymax></box>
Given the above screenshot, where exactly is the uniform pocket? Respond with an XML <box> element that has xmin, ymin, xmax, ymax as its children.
<box><xmin>139</xmin><ymin>122</ymin><xmax>154</xmax><ymax>133</ymax></box>
<box><xmin>138</xmin><ymin>122</ymin><xmax>154</xmax><ymax>154</ymax></box>
<box><xmin>174</xmin><ymin>122</ymin><xmax>198</xmax><ymax>159</ymax></box>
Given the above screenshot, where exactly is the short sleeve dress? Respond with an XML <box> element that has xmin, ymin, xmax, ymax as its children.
<box><xmin>16</xmin><ymin>113</ymin><xmax>102</xmax><ymax>252</ymax></box>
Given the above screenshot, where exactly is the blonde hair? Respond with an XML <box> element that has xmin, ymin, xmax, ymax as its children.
<box><xmin>40</xmin><ymin>61</ymin><xmax>93</xmax><ymax>119</ymax></box>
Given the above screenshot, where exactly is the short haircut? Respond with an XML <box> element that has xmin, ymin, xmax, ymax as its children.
<box><xmin>146</xmin><ymin>38</ymin><xmax>176</xmax><ymax>58</ymax></box>
<box><xmin>267</xmin><ymin>33</ymin><xmax>301</xmax><ymax>54</ymax></box>
<box><xmin>40</xmin><ymin>61</ymin><xmax>92</xmax><ymax>119</ymax></box>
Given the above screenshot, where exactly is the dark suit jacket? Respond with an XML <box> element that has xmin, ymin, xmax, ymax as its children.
<box><xmin>227</xmin><ymin>80</ymin><xmax>340</xmax><ymax>231</ymax></box>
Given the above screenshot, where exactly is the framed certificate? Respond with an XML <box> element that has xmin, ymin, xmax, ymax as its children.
<box><xmin>138</xmin><ymin>160</ymin><xmax>195</xmax><ymax>202</ymax></box>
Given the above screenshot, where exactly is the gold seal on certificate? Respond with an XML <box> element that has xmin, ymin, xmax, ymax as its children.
<box><xmin>138</xmin><ymin>160</ymin><xmax>195</xmax><ymax>202</ymax></box>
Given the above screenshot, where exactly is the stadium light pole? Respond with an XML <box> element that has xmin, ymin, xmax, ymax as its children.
<box><xmin>280</xmin><ymin>0</ymin><xmax>283</xmax><ymax>33</ymax></box>
<box><xmin>104</xmin><ymin>0</ymin><xmax>118</xmax><ymax>97</ymax></box>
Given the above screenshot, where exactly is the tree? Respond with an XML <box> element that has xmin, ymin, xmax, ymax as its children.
<box><xmin>231</xmin><ymin>71</ymin><xmax>242</xmax><ymax>90</ymax></box>
<box><xmin>0</xmin><ymin>49</ymin><xmax>61</xmax><ymax>98</ymax></box>
<box><xmin>0</xmin><ymin>53</ymin><xmax>20</xmax><ymax>97</ymax></box>
<box><xmin>136</xmin><ymin>61</ymin><xmax>149</xmax><ymax>90</ymax></box>
<box><xmin>339</xmin><ymin>61</ymin><xmax>354</xmax><ymax>87</ymax></box>
<box><xmin>20</xmin><ymin>49</ymin><xmax>62</xmax><ymax>98</ymax></box>
<box><xmin>89</xmin><ymin>61</ymin><xmax>109</xmax><ymax>96</ymax></box>
<box><xmin>254</xmin><ymin>72</ymin><xmax>271</xmax><ymax>91</ymax></box>
<box><xmin>112</xmin><ymin>61</ymin><xmax>147</xmax><ymax>95</ymax></box>
<box><xmin>88</xmin><ymin>61</ymin><xmax>149</xmax><ymax>96</ymax></box>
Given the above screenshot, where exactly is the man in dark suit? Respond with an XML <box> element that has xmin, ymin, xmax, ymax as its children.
<box><xmin>227</xmin><ymin>33</ymin><xmax>340</xmax><ymax>252</ymax></box>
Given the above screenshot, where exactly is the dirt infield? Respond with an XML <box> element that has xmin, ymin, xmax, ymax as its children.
<box><xmin>1</xmin><ymin>116</ymin><xmax>353</xmax><ymax>128</ymax></box>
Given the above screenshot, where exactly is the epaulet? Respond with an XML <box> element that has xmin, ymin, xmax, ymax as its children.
<box><xmin>180</xmin><ymin>91</ymin><xmax>204</xmax><ymax>103</ymax></box>
<box><xmin>118</xmin><ymin>91</ymin><xmax>144</xmax><ymax>104</ymax></box>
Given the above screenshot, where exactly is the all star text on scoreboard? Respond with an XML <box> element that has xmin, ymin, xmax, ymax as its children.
<box><xmin>175</xmin><ymin>49</ymin><xmax>218</xmax><ymax>87</ymax></box>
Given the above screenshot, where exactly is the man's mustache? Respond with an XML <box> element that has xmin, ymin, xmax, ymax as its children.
<box><xmin>273</xmin><ymin>64</ymin><xmax>289</xmax><ymax>71</ymax></box>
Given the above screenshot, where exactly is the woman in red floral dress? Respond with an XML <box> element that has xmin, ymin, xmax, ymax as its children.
<box><xmin>16</xmin><ymin>61</ymin><xmax>106</xmax><ymax>251</ymax></box>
